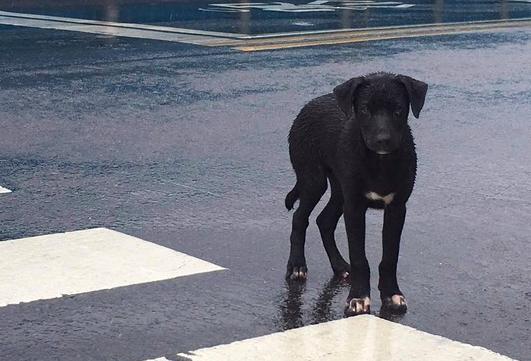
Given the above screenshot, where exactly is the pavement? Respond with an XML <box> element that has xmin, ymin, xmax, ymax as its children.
<box><xmin>0</xmin><ymin>0</ymin><xmax>530</xmax><ymax>360</ymax></box>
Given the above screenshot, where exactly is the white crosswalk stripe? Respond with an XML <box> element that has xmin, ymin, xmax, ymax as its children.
<box><xmin>0</xmin><ymin>228</ymin><xmax>225</xmax><ymax>307</ymax></box>
<box><xmin>172</xmin><ymin>315</ymin><xmax>515</xmax><ymax>361</ymax></box>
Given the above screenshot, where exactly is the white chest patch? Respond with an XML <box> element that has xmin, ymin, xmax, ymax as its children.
<box><xmin>365</xmin><ymin>192</ymin><xmax>395</xmax><ymax>205</ymax></box>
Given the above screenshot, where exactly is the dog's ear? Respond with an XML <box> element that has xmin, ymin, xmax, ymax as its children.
<box><xmin>333</xmin><ymin>76</ymin><xmax>365</xmax><ymax>118</ymax></box>
<box><xmin>396</xmin><ymin>75</ymin><xmax>428</xmax><ymax>118</ymax></box>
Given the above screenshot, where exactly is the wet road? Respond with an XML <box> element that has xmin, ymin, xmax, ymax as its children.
<box><xmin>1</xmin><ymin>1</ymin><xmax>531</xmax><ymax>361</ymax></box>
<box><xmin>1</xmin><ymin>0</ymin><xmax>531</xmax><ymax>34</ymax></box>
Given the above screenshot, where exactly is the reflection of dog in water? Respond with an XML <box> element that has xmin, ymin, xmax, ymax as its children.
<box><xmin>278</xmin><ymin>277</ymin><xmax>404</xmax><ymax>330</ymax></box>
<box><xmin>278</xmin><ymin>278</ymin><xmax>343</xmax><ymax>330</ymax></box>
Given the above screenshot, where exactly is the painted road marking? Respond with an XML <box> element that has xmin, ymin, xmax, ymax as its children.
<box><xmin>0</xmin><ymin>228</ymin><xmax>225</xmax><ymax>307</ymax></box>
<box><xmin>0</xmin><ymin>185</ymin><xmax>11</xmax><ymax>194</ymax></box>
<box><xmin>234</xmin><ymin>18</ymin><xmax>531</xmax><ymax>51</ymax></box>
<box><xmin>200</xmin><ymin>0</ymin><xmax>415</xmax><ymax>13</ymax></box>
<box><xmin>0</xmin><ymin>10</ymin><xmax>529</xmax><ymax>50</ymax></box>
<box><xmin>172</xmin><ymin>315</ymin><xmax>515</xmax><ymax>361</ymax></box>
<box><xmin>0</xmin><ymin>14</ymin><xmax>236</xmax><ymax>46</ymax></box>
<box><xmin>0</xmin><ymin>10</ymin><xmax>245</xmax><ymax>38</ymax></box>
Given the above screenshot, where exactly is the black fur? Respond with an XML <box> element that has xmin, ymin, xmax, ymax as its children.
<box><xmin>285</xmin><ymin>72</ymin><xmax>428</xmax><ymax>316</ymax></box>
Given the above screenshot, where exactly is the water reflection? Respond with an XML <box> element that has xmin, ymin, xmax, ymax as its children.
<box><xmin>433</xmin><ymin>0</ymin><xmax>444</xmax><ymax>23</ymax></box>
<box><xmin>278</xmin><ymin>276</ymin><xmax>346</xmax><ymax>330</ymax></box>
<box><xmin>102</xmin><ymin>0</ymin><xmax>119</xmax><ymax>39</ymax></box>
<box><xmin>278</xmin><ymin>276</ymin><xmax>407</xmax><ymax>330</ymax></box>
<box><xmin>311</xmin><ymin>277</ymin><xmax>345</xmax><ymax>323</ymax></box>
<box><xmin>239</xmin><ymin>0</ymin><xmax>250</xmax><ymax>34</ymax></box>
<box><xmin>499</xmin><ymin>0</ymin><xmax>509</xmax><ymax>19</ymax></box>
<box><xmin>278</xmin><ymin>280</ymin><xmax>306</xmax><ymax>330</ymax></box>
<box><xmin>340</xmin><ymin>3</ymin><xmax>352</xmax><ymax>29</ymax></box>
<box><xmin>104</xmin><ymin>0</ymin><xmax>119</xmax><ymax>22</ymax></box>
<box><xmin>431</xmin><ymin>0</ymin><xmax>511</xmax><ymax>27</ymax></box>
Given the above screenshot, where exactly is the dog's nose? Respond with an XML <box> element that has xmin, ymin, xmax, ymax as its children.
<box><xmin>375</xmin><ymin>135</ymin><xmax>391</xmax><ymax>148</ymax></box>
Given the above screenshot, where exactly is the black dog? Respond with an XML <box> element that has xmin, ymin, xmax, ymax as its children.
<box><xmin>285</xmin><ymin>72</ymin><xmax>428</xmax><ymax>316</ymax></box>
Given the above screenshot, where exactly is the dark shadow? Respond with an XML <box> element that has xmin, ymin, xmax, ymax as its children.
<box><xmin>378</xmin><ymin>307</ymin><xmax>406</xmax><ymax>322</ymax></box>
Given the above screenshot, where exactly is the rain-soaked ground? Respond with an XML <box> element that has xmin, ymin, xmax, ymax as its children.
<box><xmin>1</xmin><ymin>0</ymin><xmax>531</xmax><ymax>34</ymax></box>
<box><xmin>0</xmin><ymin>1</ymin><xmax>530</xmax><ymax>360</ymax></box>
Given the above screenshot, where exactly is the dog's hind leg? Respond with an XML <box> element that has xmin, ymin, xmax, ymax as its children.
<box><xmin>316</xmin><ymin>174</ymin><xmax>350</xmax><ymax>279</ymax></box>
<box><xmin>286</xmin><ymin>170</ymin><xmax>327</xmax><ymax>281</ymax></box>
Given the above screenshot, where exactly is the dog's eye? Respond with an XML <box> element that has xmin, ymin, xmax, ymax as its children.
<box><xmin>394</xmin><ymin>109</ymin><xmax>403</xmax><ymax>117</ymax></box>
<box><xmin>359</xmin><ymin>107</ymin><xmax>370</xmax><ymax>116</ymax></box>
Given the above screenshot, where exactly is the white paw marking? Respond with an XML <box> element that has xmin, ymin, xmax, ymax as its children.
<box><xmin>346</xmin><ymin>296</ymin><xmax>371</xmax><ymax>314</ymax></box>
<box><xmin>290</xmin><ymin>269</ymin><xmax>307</xmax><ymax>280</ymax></box>
<box><xmin>365</xmin><ymin>191</ymin><xmax>395</xmax><ymax>205</ymax></box>
<box><xmin>391</xmin><ymin>294</ymin><xmax>406</xmax><ymax>306</ymax></box>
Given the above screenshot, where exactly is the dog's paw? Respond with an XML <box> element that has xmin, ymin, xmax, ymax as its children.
<box><xmin>332</xmin><ymin>260</ymin><xmax>350</xmax><ymax>280</ymax></box>
<box><xmin>344</xmin><ymin>296</ymin><xmax>371</xmax><ymax>316</ymax></box>
<box><xmin>381</xmin><ymin>294</ymin><xmax>407</xmax><ymax>314</ymax></box>
<box><xmin>286</xmin><ymin>264</ymin><xmax>308</xmax><ymax>281</ymax></box>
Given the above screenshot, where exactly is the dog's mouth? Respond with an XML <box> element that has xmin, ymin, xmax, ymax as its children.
<box><xmin>366</xmin><ymin>146</ymin><xmax>394</xmax><ymax>156</ymax></box>
<box><xmin>361</xmin><ymin>134</ymin><xmax>400</xmax><ymax>156</ymax></box>
<box><xmin>369</xmin><ymin>146</ymin><xmax>394</xmax><ymax>155</ymax></box>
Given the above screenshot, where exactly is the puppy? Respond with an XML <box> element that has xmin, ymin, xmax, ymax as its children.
<box><xmin>285</xmin><ymin>72</ymin><xmax>428</xmax><ymax>316</ymax></box>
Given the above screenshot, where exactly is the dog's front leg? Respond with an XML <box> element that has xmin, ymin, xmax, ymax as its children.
<box><xmin>379</xmin><ymin>202</ymin><xmax>408</xmax><ymax>313</ymax></box>
<box><xmin>343</xmin><ymin>198</ymin><xmax>370</xmax><ymax>316</ymax></box>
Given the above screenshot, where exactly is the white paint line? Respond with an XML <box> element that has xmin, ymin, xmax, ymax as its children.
<box><xmin>0</xmin><ymin>16</ymin><xmax>230</xmax><ymax>45</ymax></box>
<box><xmin>0</xmin><ymin>185</ymin><xmax>11</xmax><ymax>194</ymax></box>
<box><xmin>0</xmin><ymin>10</ymin><xmax>245</xmax><ymax>38</ymax></box>
<box><xmin>239</xmin><ymin>16</ymin><xmax>531</xmax><ymax>39</ymax></box>
<box><xmin>0</xmin><ymin>228</ymin><xmax>225</xmax><ymax>307</ymax></box>
<box><xmin>175</xmin><ymin>315</ymin><xmax>515</xmax><ymax>361</ymax></box>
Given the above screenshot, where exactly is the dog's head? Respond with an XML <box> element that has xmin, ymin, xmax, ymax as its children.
<box><xmin>334</xmin><ymin>72</ymin><xmax>428</xmax><ymax>155</ymax></box>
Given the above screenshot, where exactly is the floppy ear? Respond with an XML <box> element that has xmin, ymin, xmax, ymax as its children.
<box><xmin>333</xmin><ymin>76</ymin><xmax>365</xmax><ymax>118</ymax></box>
<box><xmin>396</xmin><ymin>75</ymin><xmax>428</xmax><ymax>118</ymax></box>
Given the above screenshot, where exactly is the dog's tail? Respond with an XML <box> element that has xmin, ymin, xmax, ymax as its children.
<box><xmin>285</xmin><ymin>185</ymin><xmax>300</xmax><ymax>210</ymax></box>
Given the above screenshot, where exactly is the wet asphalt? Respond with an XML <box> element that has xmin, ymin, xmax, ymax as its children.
<box><xmin>1</xmin><ymin>2</ymin><xmax>531</xmax><ymax>361</ymax></box>
<box><xmin>2</xmin><ymin>0</ymin><xmax>531</xmax><ymax>34</ymax></box>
